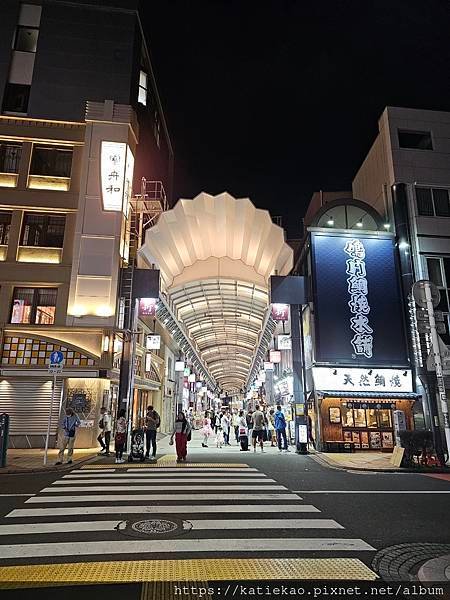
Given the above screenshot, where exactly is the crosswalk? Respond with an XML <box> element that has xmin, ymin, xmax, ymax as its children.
<box><xmin>0</xmin><ymin>464</ymin><xmax>376</xmax><ymax>563</ymax></box>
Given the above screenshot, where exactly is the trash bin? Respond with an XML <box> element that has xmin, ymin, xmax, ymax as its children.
<box><xmin>0</xmin><ymin>413</ymin><xmax>10</xmax><ymax>468</ymax></box>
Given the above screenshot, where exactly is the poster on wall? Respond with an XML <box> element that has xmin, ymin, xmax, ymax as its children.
<box><xmin>310</xmin><ymin>232</ymin><xmax>409</xmax><ymax>366</ymax></box>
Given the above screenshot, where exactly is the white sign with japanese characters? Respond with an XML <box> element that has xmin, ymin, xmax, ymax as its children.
<box><xmin>312</xmin><ymin>367</ymin><xmax>413</xmax><ymax>393</ymax></box>
<box><xmin>101</xmin><ymin>141</ymin><xmax>127</xmax><ymax>211</ymax></box>
<box><xmin>344</xmin><ymin>239</ymin><xmax>373</xmax><ymax>358</ymax></box>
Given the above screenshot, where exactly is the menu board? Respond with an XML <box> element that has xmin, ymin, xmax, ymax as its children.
<box><xmin>370</xmin><ymin>431</ymin><xmax>382</xmax><ymax>449</ymax></box>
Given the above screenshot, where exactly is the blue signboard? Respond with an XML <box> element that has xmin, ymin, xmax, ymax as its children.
<box><xmin>311</xmin><ymin>232</ymin><xmax>409</xmax><ymax>366</ymax></box>
<box><xmin>49</xmin><ymin>350</ymin><xmax>64</xmax><ymax>365</ymax></box>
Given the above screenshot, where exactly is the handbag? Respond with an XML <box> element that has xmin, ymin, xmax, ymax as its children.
<box><xmin>169</xmin><ymin>437</ymin><xmax>174</xmax><ymax>445</ymax></box>
<box><xmin>68</xmin><ymin>428</ymin><xmax>76</xmax><ymax>438</ymax></box>
<box><xmin>187</xmin><ymin>430</ymin><xmax>192</xmax><ymax>441</ymax></box>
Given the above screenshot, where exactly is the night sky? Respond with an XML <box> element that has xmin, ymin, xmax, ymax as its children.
<box><xmin>143</xmin><ymin>1</ymin><xmax>450</xmax><ymax>237</ymax></box>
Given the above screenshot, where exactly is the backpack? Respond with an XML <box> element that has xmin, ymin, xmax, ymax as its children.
<box><xmin>154</xmin><ymin>411</ymin><xmax>160</xmax><ymax>428</ymax></box>
<box><xmin>99</xmin><ymin>418</ymin><xmax>104</xmax><ymax>429</ymax></box>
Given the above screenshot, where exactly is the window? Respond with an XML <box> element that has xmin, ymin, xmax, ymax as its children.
<box><xmin>0</xmin><ymin>212</ymin><xmax>12</xmax><ymax>245</ymax></box>
<box><xmin>398</xmin><ymin>130</ymin><xmax>433</xmax><ymax>150</ymax></box>
<box><xmin>138</xmin><ymin>70</ymin><xmax>148</xmax><ymax>106</ymax></box>
<box><xmin>30</xmin><ymin>145</ymin><xmax>73</xmax><ymax>178</ymax></box>
<box><xmin>14</xmin><ymin>26</ymin><xmax>39</xmax><ymax>52</ymax></box>
<box><xmin>10</xmin><ymin>287</ymin><xmax>57</xmax><ymax>324</ymax></box>
<box><xmin>416</xmin><ymin>187</ymin><xmax>450</xmax><ymax>217</ymax></box>
<box><xmin>426</xmin><ymin>257</ymin><xmax>450</xmax><ymax>343</ymax></box>
<box><xmin>2</xmin><ymin>83</ymin><xmax>30</xmax><ymax>114</ymax></box>
<box><xmin>0</xmin><ymin>143</ymin><xmax>22</xmax><ymax>173</ymax></box>
<box><xmin>21</xmin><ymin>213</ymin><xmax>66</xmax><ymax>248</ymax></box>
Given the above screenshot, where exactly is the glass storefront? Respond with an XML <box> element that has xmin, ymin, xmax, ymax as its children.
<box><xmin>332</xmin><ymin>401</ymin><xmax>396</xmax><ymax>450</ymax></box>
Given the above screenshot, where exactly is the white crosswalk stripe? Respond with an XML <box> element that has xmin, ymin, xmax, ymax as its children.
<box><xmin>0</xmin><ymin>465</ymin><xmax>376</xmax><ymax>563</ymax></box>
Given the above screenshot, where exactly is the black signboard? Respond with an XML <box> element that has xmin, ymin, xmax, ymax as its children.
<box><xmin>311</xmin><ymin>232</ymin><xmax>409</xmax><ymax>366</ymax></box>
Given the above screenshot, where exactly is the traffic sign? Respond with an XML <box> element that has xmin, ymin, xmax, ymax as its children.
<box><xmin>48</xmin><ymin>350</ymin><xmax>64</xmax><ymax>374</ymax></box>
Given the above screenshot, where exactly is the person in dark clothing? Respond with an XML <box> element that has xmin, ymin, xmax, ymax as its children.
<box><xmin>144</xmin><ymin>405</ymin><xmax>160</xmax><ymax>460</ymax></box>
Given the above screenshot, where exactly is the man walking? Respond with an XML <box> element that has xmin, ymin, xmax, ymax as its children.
<box><xmin>251</xmin><ymin>404</ymin><xmax>266</xmax><ymax>453</ymax></box>
<box><xmin>97</xmin><ymin>406</ymin><xmax>112</xmax><ymax>456</ymax></box>
<box><xmin>144</xmin><ymin>405</ymin><xmax>160</xmax><ymax>460</ymax></box>
<box><xmin>274</xmin><ymin>405</ymin><xmax>290</xmax><ymax>453</ymax></box>
<box><xmin>56</xmin><ymin>407</ymin><xmax>81</xmax><ymax>465</ymax></box>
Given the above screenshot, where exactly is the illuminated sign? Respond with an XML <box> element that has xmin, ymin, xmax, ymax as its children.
<box><xmin>146</xmin><ymin>334</ymin><xmax>161</xmax><ymax>350</ymax></box>
<box><xmin>183</xmin><ymin>367</ymin><xmax>191</xmax><ymax>376</ymax></box>
<box><xmin>264</xmin><ymin>361</ymin><xmax>274</xmax><ymax>371</ymax></box>
<box><xmin>101</xmin><ymin>141</ymin><xmax>127</xmax><ymax>211</ymax></box>
<box><xmin>311</xmin><ymin>232</ymin><xmax>409</xmax><ymax>365</ymax></box>
<box><xmin>271</xmin><ymin>303</ymin><xmax>289</xmax><ymax>321</ymax></box>
<box><xmin>312</xmin><ymin>367</ymin><xmax>413</xmax><ymax>393</ymax></box>
<box><xmin>123</xmin><ymin>147</ymin><xmax>135</xmax><ymax>215</ymax></box>
<box><xmin>175</xmin><ymin>361</ymin><xmax>185</xmax><ymax>372</ymax></box>
<box><xmin>270</xmin><ymin>350</ymin><xmax>281</xmax><ymax>363</ymax></box>
<box><xmin>145</xmin><ymin>353</ymin><xmax>152</xmax><ymax>372</ymax></box>
<box><xmin>138</xmin><ymin>298</ymin><xmax>157</xmax><ymax>317</ymax></box>
<box><xmin>277</xmin><ymin>334</ymin><xmax>292</xmax><ymax>350</ymax></box>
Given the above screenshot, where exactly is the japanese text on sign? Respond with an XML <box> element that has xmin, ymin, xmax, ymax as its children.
<box><xmin>101</xmin><ymin>141</ymin><xmax>127</xmax><ymax>211</ymax></box>
<box><xmin>344</xmin><ymin>239</ymin><xmax>373</xmax><ymax>358</ymax></box>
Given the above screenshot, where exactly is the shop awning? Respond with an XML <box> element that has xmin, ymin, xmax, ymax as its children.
<box><xmin>317</xmin><ymin>391</ymin><xmax>420</xmax><ymax>400</ymax></box>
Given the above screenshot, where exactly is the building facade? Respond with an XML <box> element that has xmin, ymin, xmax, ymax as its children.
<box><xmin>352</xmin><ymin>106</ymin><xmax>450</xmax><ymax>449</ymax></box>
<box><xmin>0</xmin><ymin>0</ymin><xmax>174</xmax><ymax>447</ymax></box>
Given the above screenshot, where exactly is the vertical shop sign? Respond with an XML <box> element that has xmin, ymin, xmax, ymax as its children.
<box><xmin>344</xmin><ymin>239</ymin><xmax>373</xmax><ymax>358</ymax></box>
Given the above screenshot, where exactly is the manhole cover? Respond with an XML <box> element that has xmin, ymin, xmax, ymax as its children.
<box><xmin>118</xmin><ymin>516</ymin><xmax>191</xmax><ymax>539</ymax></box>
<box><xmin>132</xmin><ymin>519</ymin><xmax>178</xmax><ymax>535</ymax></box>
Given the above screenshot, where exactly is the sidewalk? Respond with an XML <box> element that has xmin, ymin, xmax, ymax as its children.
<box><xmin>313</xmin><ymin>450</ymin><xmax>450</xmax><ymax>473</ymax></box>
<box><xmin>0</xmin><ymin>447</ymin><xmax>98</xmax><ymax>474</ymax></box>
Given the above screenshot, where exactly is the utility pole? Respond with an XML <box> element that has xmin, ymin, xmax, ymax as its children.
<box><xmin>291</xmin><ymin>303</ymin><xmax>307</xmax><ymax>454</ymax></box>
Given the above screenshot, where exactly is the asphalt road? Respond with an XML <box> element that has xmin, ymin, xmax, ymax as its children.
<box><xmin>0</xmin><ymin>445</ymin><xmax>449</xmax><ymax>599</ymax></box>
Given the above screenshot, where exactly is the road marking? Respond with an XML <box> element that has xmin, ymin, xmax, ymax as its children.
<box><xmin>0</xmin><ymin>537</ymin><xmax>375</xmax><ymax>559</ymax></box>
<box><xmin>80</xmin><ymin>464</ymin><xmax>252</xmax><ymax>470</ymax></box>
<box><xmin>40</xmin><ymin>484</ymin><xmax>287</xmax><ymax>493</ymax></box>
<box><xmin>0</xmin><ymin>558</ymin><xmax>378</xmax><ymax>586</ymax></box>
<box><xmin>187</xmin><ymin>519</ymin><xmax>343</xmax><ymax>529</ymax></box>
<box><xmin>26</xmin><ymin>493</ymin><xmax>301</xmax><ymax>503</ymax></box>
<box><xmin>63</xmin><ymin>472</ymin><xmax>266</xmax><ymax>478</ymax></box>
<box><xmin>54</xmin><ymin>478</ymin><xmax>274</xmax><ymax>485</ymax></box>
<box><xmin>293</xmin><ymin>490</ymin><xmax>450</xmax><ymax>494</ymax></box>
<box><xmin>0</xmin><ymin>521</ymin><xmax>124</xmax><ymax>535</ymax></box>
<box><xmin>7</xmin><ymin>504</ymin><xmax>320</xmax><ymax>517</ymax></box>
<box><xmin>68</xmin><ymin>469</ymin><xmax>116</xmax><ymax>473</ymax></box>
<box><xmin>0</xmin><ymin>494</ymin><xmax>35</xmax><ymax>497</ymax></box>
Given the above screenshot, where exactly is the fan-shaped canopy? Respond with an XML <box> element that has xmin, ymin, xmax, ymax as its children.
<box><xmin>139</xmin><ymin>192</ymin><xmax>293</xmax><ymax>392</ymax></box>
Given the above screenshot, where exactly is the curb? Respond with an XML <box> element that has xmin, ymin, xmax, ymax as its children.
<box><xmin>0</xmin><ymin>453</ymin><xmax>97</xmax><ymax>475</ymax></box>
<box><xmin>311</xmin><ymin>452</ymin><xmax>450</xmax><ymax>474</ymax></box>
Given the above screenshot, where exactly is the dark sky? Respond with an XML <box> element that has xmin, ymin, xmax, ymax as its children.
<box><xmin>143</xmin><ymin>0</ymin><xmax>450</xmax><ymax>237</ymax></box>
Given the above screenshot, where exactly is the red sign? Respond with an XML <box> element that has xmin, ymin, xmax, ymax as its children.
<box><xmin>271</xmin><ymin>303</ymin><xmax>289</xmax><ymax>321</ymax></box>
<box><xmin>138</xmin><ymin>298</ymin><xmax>157</xmax><ymax>317</ymax></box>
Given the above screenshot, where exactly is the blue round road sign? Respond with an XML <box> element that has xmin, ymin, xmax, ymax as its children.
<box><xmin>50</xmin><ymin>350</ymin><xmax>64</xmax><ymax>364</ymax></box>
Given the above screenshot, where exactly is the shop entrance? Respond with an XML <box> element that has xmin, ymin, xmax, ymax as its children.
<box><xmin>321</xmin><ymin>397</ymin><xmax>414</xmax><ymax>451</ymax></box>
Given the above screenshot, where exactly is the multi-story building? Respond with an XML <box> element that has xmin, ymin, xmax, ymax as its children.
<box><xmin>352</xmin><ymin>106</ymin><xmax>450</xmax><ymax>450</ymax></box>
<box><xmin>0</xmin><ymin>0</ymin><xmax>174</xmax><ymax>448</ymax></box>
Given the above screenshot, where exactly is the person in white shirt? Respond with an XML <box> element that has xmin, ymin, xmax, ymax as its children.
<box><xmin>97</xmin><ymin>407</ymin><xmax>112</xmax><ymax>456</ymax></box>
<box><xmin>232</xmin><ymin>411</ymin><xmax>240</xmax><ymax>443</ymax></box>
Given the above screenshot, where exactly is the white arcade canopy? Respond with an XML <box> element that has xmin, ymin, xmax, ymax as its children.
<box><xmin>138</xmin><ymin>192</ymin><xmax>293</xmax><ymax>392</ymax></box>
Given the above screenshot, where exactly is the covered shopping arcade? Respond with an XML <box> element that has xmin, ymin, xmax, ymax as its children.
<box><xmin>138</xmin><ymin>192</ymin><xmax>293</xmax><ymax>397</ymax></box>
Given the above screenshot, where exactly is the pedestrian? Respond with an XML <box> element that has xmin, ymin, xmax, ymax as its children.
<box><xmin>216</xmin><ymin>425</ymin><xmax>224</xmax><ymax>448</ymax></box>
<box><xmin>268</xmin><ymin>408</ymin><xmax>276</xmax><ymax>447</ymax></box>
<box><xmin>213</xmin><ymin>412</ymin><xmax>221</xmax><ymax>434</ymax></box>
<box><xmin>274</xmin><ymin>405</ymin><xmax>290</xmax><ymax>453</ymax></box>
<box><xmin>246</xmin><ymin>410</ymin><xmax>253</xmax><ymax>439</ymax></box>
<box><xmin>307</xmin><ymin>414</ymin><xmax>316</xmax><ymax>450</ymax></box>
<box><xmin>222</xmin><ymin>411</ymin><xmax>231</xmax><ymax>445</ymax></box>
<box><xmin>144</xmin><ymin>405</ymin><xmax>160</xmax><ymax>460</ymax></box>
<box><xmin>55</xmin><ymin>407</ymin><xmax>81</xmax><ymax>465</ymax></box>
<box><xmin>114</xmin><ymin>408</ymin><xmax>127</xmax><ymax>463</ymax></box>
<box><xmin>201</xmin><ymin>410</ymin><xmax>213</xmax><ymax>447</ymax></box>
<box><xmin>232</xmin><ymin>410</ymin><xmax>240</xmax><ymax>443</ymax></box>
<box><xmin>251</xmin><ymin>404</ymin><xmax>266</xmax><ymax>453</ymax></box>
<box><xmin>170</xmin><ymin>411</ymin><xmax>191</xmax><ymax>462</ymax></box>
<box><xmin>238</xmin><ymin>409</ymin><xmax>249</xmax><ymax>451</ymax></box>
<box><xmin>97</xmin><ymin>406</ymin><xmax>112</xmax><ymax>456</ymax></box>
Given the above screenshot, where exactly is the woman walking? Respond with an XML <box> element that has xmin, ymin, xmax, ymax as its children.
<box><xmin>170</xmin><ymin>411</ymin><xmax>191</xmax><ymax>462</ymax></box>
<box><xmin>114</xmin><ymin>408</ymin><xmax>127</xmax><ymax>464</ymax></box>
<box><xmin>200</xmin><ymin>410</ymin><xmax>213</xmax><ymax>447</ymax></box>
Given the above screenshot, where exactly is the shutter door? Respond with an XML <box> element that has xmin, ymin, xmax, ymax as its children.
<box><xmin>0</xmin><ymin>377</ymin><xmax>63</xmax><ymax>435</ymax></box>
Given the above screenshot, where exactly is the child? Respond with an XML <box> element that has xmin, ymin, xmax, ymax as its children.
<box><xmin>216</xmin><ymin>426</ymin><xmax>224</xmax><ymax>448</ymax></box>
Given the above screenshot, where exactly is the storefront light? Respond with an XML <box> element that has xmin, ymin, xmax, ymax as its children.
<box><xmin>102</xmin><ymin>335</ymin><xmax>110</xmax><ymax>352</ymax></box>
